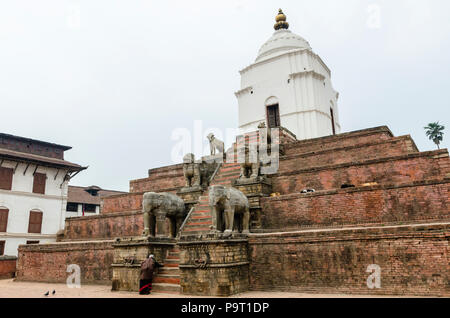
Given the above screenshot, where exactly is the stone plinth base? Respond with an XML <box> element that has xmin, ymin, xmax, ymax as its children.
<box><xmin>178</xmin><ymin>234</ymin><xmax>249</xmax><ymax>296</ymax></box>
<box><xmin>111</xmin><ymin>236</ymin><xmax>175</xmax><ymax>292</ymax></box>
<box><xmin>177</xmin><ymin>186</ymin><xmax>205</xmax><ymax>210</ymax></box>
<box><xmin>232</xmin><ymin>177</ymin><xmax>272</xmax><ymax>229</ymax></box>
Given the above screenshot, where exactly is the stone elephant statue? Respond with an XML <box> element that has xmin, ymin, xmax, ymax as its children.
<box><xmin>209</xmin><ymin>185</ymin><xmax>250</xmax><ymax>236</ymax></box>
<box><xmin>142</xmin><ymin>192</ymin><xmax>186</xmax><ymax>238</ymax></box>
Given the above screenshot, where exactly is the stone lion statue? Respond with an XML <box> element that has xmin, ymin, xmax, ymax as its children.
<box><xmin>238</xmin><ymin>145</ymin><xmax>260</xmax><ymax>179</ymax></box>
<box><xmin>183</xmin><ymin>153</ymin><xmax>201</xmax><ymax>188</ymax></box>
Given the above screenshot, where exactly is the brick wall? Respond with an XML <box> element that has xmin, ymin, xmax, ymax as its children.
<box><xmin>283</xmin><ymin>126</ymin><xmax>394</xmax><ymax>156</ymax></box>
<box><xmin>0</xmin><ymin>256</ymin><xmax>17</xmax><ymax>279</ymax></box>
<box><xmin>272</xmin><ymin>150</ymin><xmax>450</xmax><ymax>194</ymax></box>
<box><xmin>261</xmin><ymin>180</ymin><xmax>450</xmax><ymax>231</ymax></box>
<box><xmin>279</xmin><ymin>136</ymin><xmax>417</xmax><ymax>174</ymax></box>
<box><xmin>248</xmin><ymin>223</ymin><xmax>450</xmax><ymax>296</ymax></box>
<box><xmin>16</xmin><ymin>241</ymin><xmax>114</xmax><ymax>284</ymax></box>
<box><xmin>63</xmin><ymin>211</ymin><xmax>143</xmax><ymax>241</ymax></box>
<box><xmin>102</xmin><ymin>193</ymin><xmax>143</xmax><ymax>214</ymax></box>
<box><xmin>129</xmin><ymin>164</ymin><xmax>185</xmax><ymax>193</ymax></box>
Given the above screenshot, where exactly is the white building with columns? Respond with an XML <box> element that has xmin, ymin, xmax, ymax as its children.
<box><xmin>236</xmin><ymin>9</ymin><xmax>341</xmax><ymax>140</ymax></box>
<box><xmin>0</xmin><ymin>133</ymin><xmax>85</xmax><ymax>256</ymax></box>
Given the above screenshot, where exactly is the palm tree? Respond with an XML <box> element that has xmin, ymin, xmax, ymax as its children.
<box><xmin>424</xmin><ymin>122</ymin><xmax>445</xmax><ymax>149</ymax></box>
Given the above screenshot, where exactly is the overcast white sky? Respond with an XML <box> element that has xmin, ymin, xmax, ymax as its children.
<box><xmin>1</xmin><ymin>0</ymin><xmax>449</xmax><ymax>191</ymax></box>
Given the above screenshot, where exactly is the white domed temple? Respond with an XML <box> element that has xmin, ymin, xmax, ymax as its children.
<box><xmin>236</xmin><ymin>9</ymin><xmax>340</xmax><ymax>139</ymax></box>
<box><xmin>11</xmin><ymin>9</ymin><xmax>450</xmax><ymax>298</ymax></box>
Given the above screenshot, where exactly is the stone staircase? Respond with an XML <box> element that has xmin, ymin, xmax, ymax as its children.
<box><xmin>152</xmin><ymin>246</ymin><xmax>181</xmax><ymax>294</ymax></box>
<box><xmin>180</xmin><ymin>161</ymin><xmax>242</xmax><ymax>236</ymax></box>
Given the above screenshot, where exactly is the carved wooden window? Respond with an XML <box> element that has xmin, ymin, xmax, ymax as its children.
<box><xmin>0</xmin><ymin>167</ymin><xmax>13</xmax><ymax>190</ymax></box>
<box><xmin>330</xmin><ymin>107</ymin><xmax>336</xmax><ymax>135</ymax></box>
<box><xmin>32</xmin><ymin>173</ymin><xmax>46</xmax><ymax>194</ymax></box>
<box><xmin>267</xmin><ymin>104</ymin><xmax>281</xmax><ymax>128</ymax></box>
<box><xmin>0</xmin><ymin>209</ymin><xmax>8</xmax><ymax>232</ymax></box>
<box><xmin>28</xmin><ymin>211</ymin><xmax>43</xmax><ymax>234</ymax></box>
<box><xmin>0</xmin><ymin>241</ymin><xmax>4</xmax><ymax>255</ymax></box>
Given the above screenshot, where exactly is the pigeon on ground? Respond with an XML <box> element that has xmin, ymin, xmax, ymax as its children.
<box><xmin>52</xmin><ymin>290</ymin><xmax>56</xmax><ymax>295</ymax></box>
<box><xmin>44</xmin><ymin>291</ymin><xmax>49</xmax><ymax>296</ymax></box>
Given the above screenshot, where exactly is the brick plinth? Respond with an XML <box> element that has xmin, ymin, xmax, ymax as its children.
<box><xmin>0</xmin><ymin>256</ymin><xmax>17</xmax><ymax>279</ymax></box>
<box><xmin>16</xmin><ymin>241</ymin><xmax>114</xmax><ymax>284</ymax></box>
<box><xmin>178</xmin><ymin>234</ymin><xmax>249</xmax><ymax>296</ymax></box>
<box><xmin>248</xmin><ymin>223</ymin><xmax>450</xmax><ymax>296</ymax></box>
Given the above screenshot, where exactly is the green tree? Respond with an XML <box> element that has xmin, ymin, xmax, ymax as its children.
<box><xmin>424</xmin><ymin>122</ymin><xmax>445</xmax><ymax>149</ymax></box>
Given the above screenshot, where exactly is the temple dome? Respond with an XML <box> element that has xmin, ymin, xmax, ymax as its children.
<box><xmin>256</xmin><ymin>29</ymin><xmax>312</xmax><ymax>62</ymax></box>
<box><xmin>256</xmin><ymin>9</ymin><xmax>312</xmax><ymax>62</ymax></box>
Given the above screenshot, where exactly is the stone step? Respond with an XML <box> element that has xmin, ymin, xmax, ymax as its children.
<box><xmin>192</xmin><ymin>209</ymin><xmax>210</xmax><ymax>214</ymax></box>
<box><xmin>184</xmin><ymin>222</ymin><xmax>213</xmax><ymax>230</ymax></box>
<box><xmin>213</xmin><ymin>175</ymin><xmax>241</xmax><ymax>182</ymax></box>
<box><xmin>222</xmin><ymin>162</ymin><xmax>241</xmax><ymax>167</ymax></box>
<box><xmin>152</xmin><ymin>283</ymin><xmax>181</xmax><ymax>293</ymax></box>
<box><xmin>211</xmin><ymin>181</ymin><xmax>233</xmax><ymax>186</ymax></box>
<box><xmin>164</xmin><ymin>258</ymin><xmax>180</xmax><ymax>265</ymax></box>
<box><xmin>191</xmin><ymin>215</ymin><xmax>212</xmax><ymax>221</ymax></box>
<box><xmin>153</xmin><ymin>276</ymin><xmax>181</xmax><ymax>285</ymax></box>
<box><xmin>216</xmin><ymin>171</ymin><xmax>240</xmax><ymax>177</ymax></box>
<box><xmin>164</xmin><ymin>263</ymin><xmax>180</xmax><ymax>268</ymax></box>
<box><xmin>159</xmin><ymin>267</ymin><xmax>180</xmax><ymax>275</ymax></box>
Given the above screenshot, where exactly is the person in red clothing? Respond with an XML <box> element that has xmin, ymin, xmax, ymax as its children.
<box><xmin>139</xmin><ymin>254</ymin><xmax>163</xmax><ymax>295</ymax></box>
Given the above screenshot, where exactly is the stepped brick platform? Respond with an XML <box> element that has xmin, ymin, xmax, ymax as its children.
<box><xmin>15</xmin><ymin>126</ymin><xmax>450</xmax><ymax>296</ymax></box>
<box><xmin>282</xmin><ymin>126</ymin><xmax>395</xmax><ymax>156</ymax></box>
<box><xmin>272</xmin><ymin>149</ymin><xmax>450</xmax><ymax>194</ymax></box>
<box><xmin>248</xmin><ymin>223</ymin><xmax>450</xmax><ymax>296</ymax></box>
<box><xmin>130</xmin><ymin>164</ymin><xmax>185</xmax><ymax>194</ymax></box>
<box><xmin>262</xmin><ymin>179</ymin><xmax>449</xmax><ymax>231</ymax></box>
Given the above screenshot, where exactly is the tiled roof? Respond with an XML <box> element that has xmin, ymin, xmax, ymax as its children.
<box><xmin>68</xmin><ymin>186</ymin><xmax>127</xmax><ymax>205</ymax></box>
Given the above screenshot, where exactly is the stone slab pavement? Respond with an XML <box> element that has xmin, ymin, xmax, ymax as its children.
<box><xmin>0</xmin><ymin>279</ymin><xmax>424</xmax><ymax>298</ymax></box>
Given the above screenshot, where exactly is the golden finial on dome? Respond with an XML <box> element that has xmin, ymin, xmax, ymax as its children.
<box><xmin>274</xmin><ymin>9</ymin><xmax>289</xmax><ymax>30</ymax></box>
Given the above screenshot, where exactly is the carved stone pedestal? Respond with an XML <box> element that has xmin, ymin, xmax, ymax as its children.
<box><xmin>178</xmin><ymin>233</ymin><xmax>249</xmax><ymax>296</ymax></box>
<box><xmin>232</xmin><ymin>176</ymin><xmax>272</xmax><ymax>229</ymax></box>
<box><xmin>111</xmin><ymin>236</ymin><xmax>176</xmax><ymax>292</ymax></box>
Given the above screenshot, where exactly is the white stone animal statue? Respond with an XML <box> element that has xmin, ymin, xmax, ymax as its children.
<box><xmin>207</xmin><ymin>133</ymin><xmax>225</xmax><ymax>156</ymax></box>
